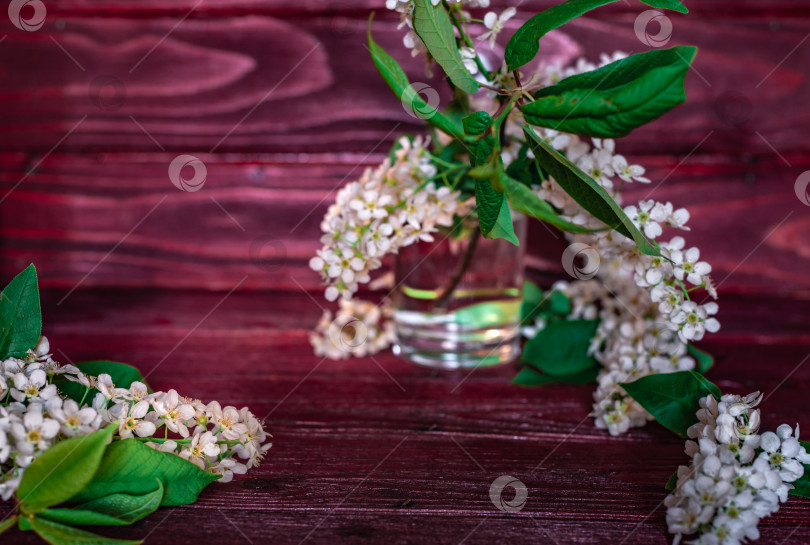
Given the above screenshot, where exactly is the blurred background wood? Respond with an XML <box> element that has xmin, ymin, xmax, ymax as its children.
<box><xmin>1</xmin><ymin>1</ymin><xmax>809</xmax><ymax>543</ymax></box>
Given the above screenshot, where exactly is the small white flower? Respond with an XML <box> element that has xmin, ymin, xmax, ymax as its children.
<box><xmin>671</xmin><ymin>247</ymin><xmax>712</xmax><ymax>286</ymax></box>
<box><xmin>624</xmin><ymin>200</ymin><xmax>665</xmax><ymax>239</ymax></box>
<box><xmin>94</xmin><ymin>373</ymin><xmax>117</xmax><ymax>399</ymax></box>
<box><xmin>180</xmin><ymin>431</ymin><xmax>220</xmax><ymax>470</ymax></box>
<box><xmin>10</xmin><ymin>369</ymin><xmax>57</xmax><ymax>403</ymax></box>
<box><xmin>51</xmin><ymin>399</ymin><xmax>101</xmax><ymax>437</ymax></box>
<box><xmin>459</xmin><ymin>46</ymin><xmax>479</xmax><ymax>75</ymax></box>
<box><xmin>152</xmin><ymin>389</ymin><xmax>195</xmax><ymax>438</ymax></box>
<box><xmin>210</xmin><ymin>457</ymin><xmax>248</xmax><ymax>483</ymax></box>
<box><xmin>612</xmin><ymin>155</ymin><xmax>650</xmax><ymax>183</ymax></box>
<box><xmin>478</xmin><ymin>8</ymin><xmax>516</xmax><ymax>48</ymax></box>
<box><xmin>206</xmin><ymin>401</ymin><xmax>247</xmax><ymax>441</ymax></box>
<box><xmin>10</xmin><ymin>408</ymin><xmax>60</xmax><ymax>455</ymax></box>
<box><xmin>114</xmin><ymin>400</ymin><xmax>157</xmax><ymax>439</ymax></box>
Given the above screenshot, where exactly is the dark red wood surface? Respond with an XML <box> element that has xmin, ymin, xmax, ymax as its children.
<box><xmin>1</xmin><ymin>290</ymin><xmax>809</xmax><ymax>544</ymax></box>
<box><xmin>1</xmin><ymin>0</ymin><xmax>810</xmax><ymax>543</ymax></box>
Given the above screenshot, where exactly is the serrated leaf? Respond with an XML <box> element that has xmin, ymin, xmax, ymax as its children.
<box><xmin>475</xmin><ymin>178</ymin><xmax>519</xmax><ymax>245</ymax></box>
<box><xmin>412</xmin><ymin>0</ymin><xmax>479</xmax><ymax>94</ymax></box>
<box><xmin>513</xmin><ymin>365</ymin><xmax>598</xmax><ymax>386</ymax></box>
<box><xmin>30</xmin><ymin>517</ymin><xmax>140</xmax><ymax>545</ymax></box>
<box><xmin>494</xmin><ymin>170</ymin><xmax>597</xmax><ymax>234</ymax></box>
<box><xmin>68</xmin><ymin>439</ymin><xmax>219</xmax><ymax>507</ymax></box>
<box><xmin>367</xmin><ymin>16</ymin><xmax>464</xmax><ymax>140</ymax></box>
<box><xmin>524</xmin><ymin>47</ymin><xmax>696</xmax><ymax>138</ymax></box>
<box><xmin>687</xmin><ymin>344</ymin><xmax>714</xmax><ymax>374</ymax></box>
<box><xmin>462</xmin><ymin>111</ymin><xmax>493</xmax><ymax>135</ymax></box>
<box><xmin>475</xmin><ymin>177</ymin><xmax>505</xmax><ymax>236</ymax></box>
<box><xmin>522</xmin><ymin>319</ymin><xmax>599</xmax><ymax>376</ymax></box>
<box><xmin>620</xmin><ymin>371</ymin><xmax>721</xmax><ymax>438</ymax></box>
<box><xmin>0</xmin><ymin>264</ymin><xmax>41</xmax><ymax>359</ymax></box>
<box><xmin>505</xmin><ymin>0</ymin><xmax>688</xmax><ymax>70</ymax></box>
<box><xmin>53</xmin><ymin>360</ymin><xmax>150</xmax><ymax>404</ymax></box>
<box><xmin>523</xmin><ymin>126</ymin><xmax>659</xmax><ymax>256</ymax></box>
<box><xmin>40</xmin><ymin>480</ymin><xmax>163</xmax><ymax>527</ymax></box>
<box><xmin>18</xmin><ymin>425</ymin><xmax>117</xmax><ymax>514</ymax></box>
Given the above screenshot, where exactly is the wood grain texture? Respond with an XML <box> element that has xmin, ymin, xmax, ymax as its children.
<box><xmin>1</xmin><ymin>1</ymin><xmax>809</xmax><ymax>543</ymax></box>
<box><xmin>2</xmin><ymin>153</ymin><xmax>809</xmax><ymax>294</ymax></box>
<box><xmin>0</xmin><ymin>14</ymin><xmax>807</xmax><ymax>155</ymax></box>
<box><xmin>27</xmin><ymin>0</ymin><xmax>810</xmax><ymax>17</ymax></box>
<box><xmin>1</xmin><ymin>289</ymin><xmax>809</xmax><ymax>544</ymax></box>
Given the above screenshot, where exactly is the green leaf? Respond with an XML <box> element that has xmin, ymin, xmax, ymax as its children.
<box><xmin>0</xmin><ymin>516</ymin><xmax>16</xmax><ymax>535</ymax></box>
<box><xmin>474</xmin><ymin>178</ymin><xmax>504</xmax><ymax>235</ymax></box>
<box><xmin>513</xmin><ymin>365</ymin><xmax>598</xmax><ymax>386</ymax></box>
<box><xmin>462</xmin><ymin>111</ymin><xmax>494</xmax><ymax>136</ymax></box>
<box><xmin>367</xmin><ymin>16</ymin><xmax>464</xmax><ymax>140</ymax></box>
<box><xmin>412</xmin><ymin>0</ymin><xmax>479</xmax><ymax>94</ymax></box>
<box><xmin>665</xmin><ymin>469</ymin><xmax>679</xmax><ymax>491</ymax></box>
<box><xmin>40</xmin><ymin>480</ymin><xmax>163</xmax><ymax>527</ymax></box>
<box><xmin>0</xmin><ymin>264</ymin><xmax>41</xmax><ymax>359</ymax></box>
<box><xmin>521</xmin><ymin>281</ymin><xmax>545</xmax><ymax>322</ymax></box>
<box><xmin>505</xmin><ymin>0</ymin><xmax>688</xmax><ymax>70</ymax></box>
<box><xmin>523</xmin><ymin>126</ymin><xmax>659</xmax><ymax>256</ymax></box>
<box><xmin>495</xmin><ymin>170</ymin><xmax>596</xmax><ymax>234</ymax></box>
<box><xmin>471</xmin><ymin>137</ymin><xmax>494</xmax><ymax>167</ymax></box>
<box><xmin>687</xmin><ymin>344</ymin><xmax>714</xmax><ymax>374</ymax></box>
<box><xmin>491</xmin><ymin>199</ymin><xmax>520</xmax><ymax>246</ymax></box>
<box><xmin>521</xmin><ymin>282</ymin><xmax>571</xmax><ymax>324</ymax></box>
<box><xmin>475</xmin><ymin>179</ymin><xmax>519</xmax><ymax>245</ymax></box>
<box><xmin>30</xmin><ymin>517</ymin><xmax>140</xmax><ymax>545</ymax></box>
<box><xmin>522</xmin><ymin>319</ymin><xmax>599</xmax><ymax>376</ymax></box>
<box><xmin>620</xmin><ymin>371</ymin><xmax>721</xmax><ymax>437</ymax></box>
<box><xmin>18</xmin><ymin>425</ymin><xmax>117</xmax><ymax>514</ymax></box>
<box><xmin>69</xmin><ymin>439</ymin><xmax>219</xmax><ymax>508</ymax></box>
<box><xmin>789</xmin><ymin>441</ymin><xmax>810</xmax><ymax>498</ymax></box>
<box><xmin>524</xmin><ymin>47</ymin><xmax>697</xmax><ymax>138</ymax></box>
<box><xmin>53</xmin><ymin>360</ymin><xmax>150</xmax><ymax>404</ymax></box>
<box><xmin>505</xmin><ymin>144</ymin><xmax>547</xmax><ymax>187</ymax></box>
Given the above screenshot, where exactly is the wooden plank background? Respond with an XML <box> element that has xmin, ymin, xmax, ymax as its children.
<box><xmin>1</xmin><ymin>1</ymin><xmax>810</xmax><ymax>543</ymax></box>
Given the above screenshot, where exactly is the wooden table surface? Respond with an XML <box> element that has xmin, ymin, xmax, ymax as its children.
<box><xmin>1</xmin><ymin>0</ymin><xmax>810</xmax><ymax>543</ymax></box>
<box><xmin>0</xmin><ymin>289</ymin><xmax>808</xmax><ymax>544</ymax></box>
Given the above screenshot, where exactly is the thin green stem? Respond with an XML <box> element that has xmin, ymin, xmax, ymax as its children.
<box><xmin>445</xmin><ymin>1</ymin><xmax>491</xmax><ymax>80</ymax></box>
<box><xmin>78</xmin><ymin>387</ymin><xmax>91</xmax><ymax>407</ymax></box>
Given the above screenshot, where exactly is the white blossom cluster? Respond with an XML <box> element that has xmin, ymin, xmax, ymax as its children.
<box><xmin>0</xmin><ymin>336</ymin><xmax>271</xmax><ymax>500</ymax></box>
<box><xmin>510</xmin><ymin>54</ymin><xmax>720</xmax><ymax>436</ymax></box>
<box><xmin>666</xmin><ymin>392</ymin><xmax>810</xmax><ymax>545</ymax></box>
<box><xmin>310</xmin><ymin>135</ymin><xmax>472</xmax><ymax>302</ymax></box>
<box><xmin>310</xmin><ymin>297</ymin><xmax>395</xmax><ymax>360</ymax></box>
